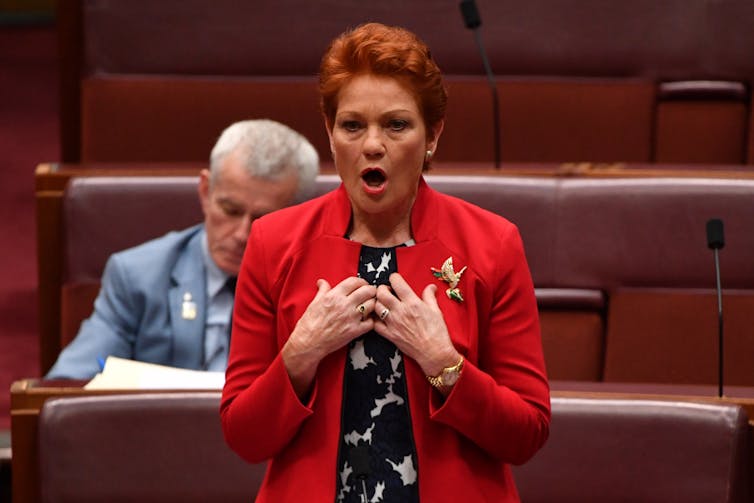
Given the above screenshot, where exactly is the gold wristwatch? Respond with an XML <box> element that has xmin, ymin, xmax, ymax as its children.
<box><xmin>426</xmin><ymin>357</ymin><xmax>464</xmax><ymax>389</ymax></box>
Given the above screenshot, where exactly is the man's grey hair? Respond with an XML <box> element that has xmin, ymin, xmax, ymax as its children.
<box><xmin>209</xmin><ymin>119</ymin><xmax>319</xmax><ymax>201</ymax></box>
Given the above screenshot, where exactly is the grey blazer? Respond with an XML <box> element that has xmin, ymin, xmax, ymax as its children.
<box><xmin>47</xmin><ymin>224</ymin><xmax>209</xmax><ymax>379</ymax></box>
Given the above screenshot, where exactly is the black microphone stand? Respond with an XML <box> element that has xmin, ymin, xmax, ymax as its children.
<box><xmin>706</xmin><ymin>218</ymin><xmax>725</xmax><ymax>398</ymax></box>
<box><xmin>713</xmin><ymin>245</ymin><xmax>724</xmax><ymax>398</ymax></box>
<box><xmin>460</xmin><ymin>0</ymin><xmax>501</xmax><ymax>169</ymax></box>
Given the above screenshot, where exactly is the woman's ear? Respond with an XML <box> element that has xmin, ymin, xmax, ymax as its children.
<box><xmin>427</xmin><ymin>119</ymin><xmax>445</xmax><ymax>154</ymax></box>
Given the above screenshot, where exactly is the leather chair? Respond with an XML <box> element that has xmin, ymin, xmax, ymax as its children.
<box><xmin>37</xmin><ymin>394</ymin><xmax>751</xmax><ymax>502</ymax></box>
<box><xmin>513</xmin><ymin>397</ymin><xmax>752</xmax><ymax>503</ymax></box>
<box><xmin>553</xmin><ymin>177</ymin><xmax>754</xmax><ymax>385</ymax></box>
<box><xmin>59</xmin><ymin>0</ymin><xmax>754</xmax><ymax>164</ymax></box>
<box><xmin>52</xmin><ymin>173</ymin><xmax>754</xmax><ymax>386</ymax></box>
<box><xmin>55</xmin><ymin>174</ymin><xmax>602</xmax><ymax>382</ymax></box>
<box><xmin>37</xmin><ymin>392</ymin><xmax>263</xmax><ymax>503</ymax></box>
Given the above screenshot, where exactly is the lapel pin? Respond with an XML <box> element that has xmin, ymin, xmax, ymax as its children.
<box><xmin>431</xmin><ymin>256</ymin><xmax>467</xmax><ymax>303</ymax></box>
<box><xmin>181</xmin><ymin>292</ymin><xmax>197</xmax><ymax>320</ymax></box>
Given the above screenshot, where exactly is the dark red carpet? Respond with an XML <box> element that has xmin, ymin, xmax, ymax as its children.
<box><xmin>0</xmin><ymin>24</ymin><xmax>59</xmax><ymax>430</ymax></box>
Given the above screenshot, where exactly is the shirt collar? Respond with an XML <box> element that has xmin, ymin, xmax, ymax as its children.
<box><xmin>201</xmin><ymin>232</ymin><xmax>232</xmax><ymax>298</ymax></box>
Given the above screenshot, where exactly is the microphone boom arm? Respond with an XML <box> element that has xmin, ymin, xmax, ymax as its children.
<box><xmin>706</xmin><ymin>218</ymin><xmax>725</xmax><ymax>398</ymax></box>
<box><xmin>713</xmin><ymin>247</ymin><xmax>724</xmax><ymax>398</ymax></box>
<box><xmin>460</xmin><ymin>0</ymin><xmax>501</xmax><ymax>169</ymax></box>
<box><xmin>473</xmin><ymin>29</ymin><xmax>501</xmax><ymax>170</ymax></box>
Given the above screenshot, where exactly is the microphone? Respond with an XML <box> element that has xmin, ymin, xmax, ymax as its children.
<box><xmin>459</xmin><ymin>0</ymin><xmax>501</xmax><ymax>169</ymax></box>
<box><xmin>349</xmin><ymin>445</ymin><xmax>371</xmax><ymax>503</ymax></box>
<box><xmin>706</xmin><ymin>218</ymin><xmax>725</xmax><ymax>398</ymax></box>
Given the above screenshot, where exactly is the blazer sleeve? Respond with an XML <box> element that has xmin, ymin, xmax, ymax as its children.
<box><xmin>45</xmin><ymin>254</ymin><xmax>140</xmax><ymax>379</ymax></box>
<box><xmin>429</xmin><ymin>224</ymin><xmax>551</xmax><ymax>464</ymax></box>
<box><xmin>221</xmin><ymin>222</ymin><xmax>314</xmax><ymax>464</ymax></box>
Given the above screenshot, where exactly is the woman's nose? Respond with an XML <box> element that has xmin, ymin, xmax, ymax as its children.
<box><xmin>362</xmin><ymin>126</ymin><xmax>385</xmax><ymax>157</ymax></box>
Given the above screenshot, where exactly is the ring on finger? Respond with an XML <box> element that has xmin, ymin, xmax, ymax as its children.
<box><xmin>357</xmin><ymin>304</ymin><xmax>366</xmax><ymax>320</ymax></box>
<box><xmin>379</xmin><ymin>308</ymin><xmax>390</xmax><ymax>320</ymax></box>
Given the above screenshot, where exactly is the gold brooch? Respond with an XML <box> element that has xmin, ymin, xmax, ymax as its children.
<box><xmin>431</xmin><ymin>257</ymin><xmax>467</xmax><ymax>302</ymax></box>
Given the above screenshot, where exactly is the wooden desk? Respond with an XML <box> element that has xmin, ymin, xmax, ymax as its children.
<box><xmin>10</xmin><ymin>379</ymin><xmax>219</xmax><ymax>503</ymax></box>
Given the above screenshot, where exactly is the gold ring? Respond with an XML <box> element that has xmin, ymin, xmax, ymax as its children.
<box><xmin>357</xmin><ymin>304</ymin><xmax>366</xmax><ymax>320</ymax></box>
<box><xmin>379</xmin><ymin>308</ymin><xmax>390</xmax><ymax>320</ymax></box>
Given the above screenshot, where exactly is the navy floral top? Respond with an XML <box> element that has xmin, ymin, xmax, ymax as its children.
<box><xmin>335</xmin><ymin>244</ymin><xmax>419</xmax><ymax>502</ymax></box>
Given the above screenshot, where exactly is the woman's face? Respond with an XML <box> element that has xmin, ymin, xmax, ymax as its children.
<box><xmin>328</xmin><ymin>73</ymin><xmax>442</xmax><ymax>221</ymax></box>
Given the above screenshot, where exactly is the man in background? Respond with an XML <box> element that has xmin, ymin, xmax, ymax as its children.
<box><xmin>47</xmin><ymin>119</ymin><xmax>319</xmax><ymax>379</ymax></box>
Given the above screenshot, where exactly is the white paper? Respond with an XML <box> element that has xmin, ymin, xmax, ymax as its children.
<box><xmin>84</xmin><ymin>356</ymin><xmax>224</xmax><ymax>390</ymax></box>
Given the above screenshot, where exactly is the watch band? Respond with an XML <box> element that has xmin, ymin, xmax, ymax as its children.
<box><xmin>426</xmin><ymin>357</ymin><xmax>464</xmax><ymax>389</ymax></box>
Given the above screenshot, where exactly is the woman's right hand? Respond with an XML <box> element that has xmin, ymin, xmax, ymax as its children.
<box><xmin>281</xmin><ymin>277</ymin><xmax>377</xmax><ymax>398</ymax></box>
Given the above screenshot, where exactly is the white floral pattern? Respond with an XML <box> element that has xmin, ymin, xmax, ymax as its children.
<box><xmin>335</xmin><ymin>245</ymin><xmax>418</xmax><ymax>502</ymax></box>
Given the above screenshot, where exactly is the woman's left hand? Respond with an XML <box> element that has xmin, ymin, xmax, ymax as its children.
<box><xmin>373</xmin><ymin>272</ymin><xmax>461</xmax><ymax>378</ymax></box>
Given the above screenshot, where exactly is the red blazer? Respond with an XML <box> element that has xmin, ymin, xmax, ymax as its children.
<box><xmin>221</xmin><ymin>178</ymin><xmax>550</xmax><ymax>502</ymax></box>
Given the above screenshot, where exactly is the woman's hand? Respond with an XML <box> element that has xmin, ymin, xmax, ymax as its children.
<box><xmin>282</xmin><ymin>276</ymin><xmax>377</xmax><ymax>398</ymax></box>
<box><xmin>373</xmin><ymin>272</ymin><xmax>461</xmax><ymax>379</ymax></box>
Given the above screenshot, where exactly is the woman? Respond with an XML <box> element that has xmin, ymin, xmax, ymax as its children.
<box><xmin>221</xmin><ymin>22</ymin><xmax>550</xmax><ymax>502</ymax></box>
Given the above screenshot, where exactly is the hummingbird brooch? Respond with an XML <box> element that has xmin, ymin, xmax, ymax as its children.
<box><xmin>431</xmin><ymin>256</ymin><xmax>467</xmax><ymax>303</ymax></box>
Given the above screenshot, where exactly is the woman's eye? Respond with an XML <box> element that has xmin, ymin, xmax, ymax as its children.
<box><xmin>340</xmin><ymin>120</ymin><xmax>361</xmax><ymax>132</ymax></box>
<box><xmin>387</xmin><ymin>119</ymin><xmax>408</xmax><ymax>131</ymax></box>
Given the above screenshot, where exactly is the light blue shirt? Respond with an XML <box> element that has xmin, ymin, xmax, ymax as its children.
<box><xmin>201</xmin><ymin>235</ymin><xmax>234</xmax><ymax>371</ymax></box>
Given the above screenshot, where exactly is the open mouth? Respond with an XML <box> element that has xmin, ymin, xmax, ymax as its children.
<box><xmin>361</xmin><ymin>167</ymin><xmax>386</xmax><ymax>188</ymax></box>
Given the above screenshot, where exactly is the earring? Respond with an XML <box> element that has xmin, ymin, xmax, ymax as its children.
<box><xmin>425</xmin><ymin>150</ymin><xmax>433</xmax><ymax>162</ymax></box>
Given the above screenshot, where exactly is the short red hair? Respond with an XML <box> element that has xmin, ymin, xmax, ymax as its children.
<box><xmin>319</xmin><ymin>22</ymin><xmax>447</xmax><ymax>138</ymax></box>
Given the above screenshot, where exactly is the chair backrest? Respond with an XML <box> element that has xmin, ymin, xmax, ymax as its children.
<box><xmin>513</xmin><ymin>397</ymin><xmax>752</xmax><ymax>503</ymax></box>
<box><xmin>37</xmin><ymin>393</ymin><xmax>752</xmax><ymax>502</ymax></box>
<box><xmin>552</xmin><ymin>177</ymin><xmax>754</xmax><ymax>385</ymax></box>
<box><xmin>38</xmin><ymin>392</ymin><xmax>263</xmax><ymax>503</ymax></box>
<box><xmin>62</xmin><ymin>174</ymin><xmax>342</xmax><ymax>285</ymax></box>
<box><xmin>53</xmin><ymin>172</ymin><xmax>754</xmax><ymax>385</ymax></box>
<box><xmin>59</xmin><ymin>0</ymin><xmax>754</xmax><ymax>164</ymax></box>
<box><xmin>63</xmin><ymin>176</ymin><xmax>203</xmax><ymax>284</ymax></box>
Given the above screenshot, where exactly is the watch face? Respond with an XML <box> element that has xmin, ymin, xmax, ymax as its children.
<box><xmin>442</xmin><ymin>368</ymin><xmax>460</xmax><ymax>386</ymax></box>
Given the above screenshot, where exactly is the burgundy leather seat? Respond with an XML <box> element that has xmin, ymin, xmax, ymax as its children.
<box><xmin>60</xmin><ymin>0</ymin><xmax>754</xmax><ymax>164</ymax></box>
<box><xmin>55</xmin><ymin>173</ymin><xmax>754</xmax><ymax>384</ymax></box>
<box><xmin>513</xmin><ymin>397</ymin><xmax>751</xmax><ymax>503</ymax></box>
<box><xmin>37</xmin><ymin>394</ymin><xmax>751</xmax><ymax>502</ymax></box>
<box><xmin>38</xmin><ymin>392</ymin><xmax>263</xmax><ymax>503</ymax></box>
